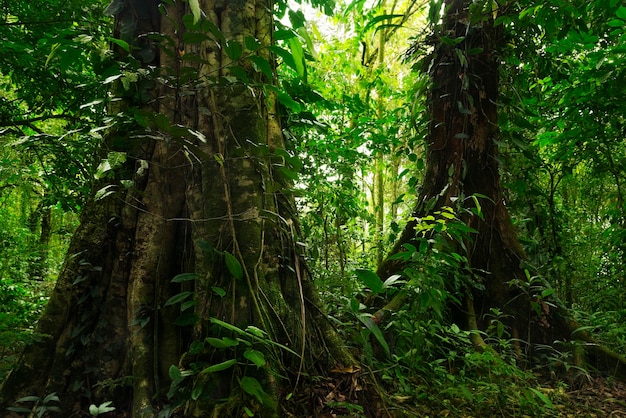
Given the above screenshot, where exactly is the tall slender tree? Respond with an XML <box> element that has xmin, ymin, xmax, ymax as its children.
<box><xmin>0</xmin><ymin>1</ymin><xmax>363</xmax><ymax>416</ymax></box>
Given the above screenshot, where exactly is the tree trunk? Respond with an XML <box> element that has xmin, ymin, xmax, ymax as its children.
<box><xmin>376</xmin><ymin>0</ymin><xmax>626</xmax><ymax>375</ymax></box>
<box><xmin>0</xmin><ymin>1</ymin><xmax>362</xmax><ymax>417</ymax></box>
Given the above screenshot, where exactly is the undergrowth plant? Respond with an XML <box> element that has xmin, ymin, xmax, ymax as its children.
<box><xmin>322</xmin><ymin>204</ymin><xmax>562</xmax><ymax>416</ymax></box>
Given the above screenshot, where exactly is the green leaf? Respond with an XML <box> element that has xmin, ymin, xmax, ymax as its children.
<box><xmin>205</xmin><ymin>336</ymin><xmax>239</xmax><ymax>348</ymax></box>
<box><xmin>228</xmin><ymin>65</ymin><xmax>249</xmax><ymax>82</ymax></box>
<box><xmin>248</xmin><ymin>56</ymin><xmax>273</xmax><ymax>80</ymax></box>
<box><xmin>287</xmin><ymin>36</ymin><xmax>306</xmax><ymax>80</ymax></box>
<box><xmin>16</xmin><ymin>395</ymin><xmax>40</xmax><ymax>403</ymax></box>
<box><xmin>269</xmin><ymin>46</ymin><xmax>298</xmax><ymax>73</ymax></box>
<box><xmin>225</xmin><ymin>40</ymin><xmax>243</xmax><ymax>60</ymax></box>
<box><xmin>616</xmin><ymin>6</ymin><xmax>626</xmax><ymax>20</ymax></box>
<box><xmin>363</xmin><ymin>14</ymin><xmax>404</xmax><ymax>33</ymax></box>
<box><xmin>357</xmin><ymin>313</ymin><xmax>390</xmax><ymax>358</ymax></box>
<box><xmin>245</xmin><ymin>325</ymin><xmax>266</xmax><ymax>337</ymax></box>
<box><xmin>204</xmin><ymin>359</ymin><xmax>237</xmax><ymax>373</ymax></box>
<box><xmin>182</xmin><ymin>32</ymin><xmax>211</xmax><ymax>44</ymax></box>
<box><xmin>181</xmin><ymin>300</ymin><xmax>197</xmax><ymax>311</ymax></box>
<box><xmin>212</xmin><ymin>286</ymin><xmax>226</xmax><ymax>297</ymax></box>
<box><xmin>94</xmin><ymin>185</ymin><xmax>117</xmax><ymax>201</ymax></box>
<box><xmin>96</xmin><ymin>401</ymin><xmax>115</xmax><ymax>414</ymax></box>
<box><xmin>169</xmin><ymin>364</ymin><xmax>182</xmax><ymax>381</ymax></box>
<box><xmin>210</xmin><ymin>318</ymin><xmax>299</xmax><ymax>356</ymax></box>
<box><xmin>529</xmin><ymin>388</ymin><xmax>554</xmax><ymax>408</ymax></box>
<box><xmin>274</xmin><ymin>29</ymin><xmax>297</xmax><ymax>41</ymax></box>
<box><xmin>7</xmin><ymin>407</ymin><xmax>33</xmax><ymax>413</ymax></box>
<box><xmin>171</xmin><ymin>273</ymin><xmax>198</xmax><ymax>283</ymax></box>
<box><xmin>191</xmin><ymin>384</ymin><xmax>204</xmax><ymax>401</ymax></box>
<box><xmin>189</xmin><ymin>0</ymin><xmax>202</xmax><ymax>24</ymax></box>
<box><xmin>108</xmin><ymin>37</ymin><xmax>130</xmax><ymax>52</ymax></box>
<box><xmin>288</xmin><ymin>9</ymin><xmax>306</xmax><ymax>29</ymax></box>
<box><xmin>244</xmin><ymin>36</ymin><xmax>261</xmax><ymax>51</ymax></box>
<box><xmin>277</xmin><ymin>90</ymin><xmax>302</xmax><ymax>112</ymax></box>
<box><xmin>165</xmin><ymin>291</ymin><xmax>193</xmax><ymax>306</ymax></box>
<box><xmin>355</xmin><ymin>269</ymin><xmax>384</xmax><ymax>293</ymax></box>
<box><xmin>240</xmin><ymin>376</ymin><xmax>273</xmax><ymax>405</ymax></box>
<box><xmin>224</xmin><ymin>251</ymin><xmax>243</xmax><ymax>279</ymax></box>
<box><xmin>243</xmin><ymin>349</ymin><xmax>266</xmax><ymax>368</ymax></box>
<box><xmin>42</xmin><ymin>393</ymin><xmax>60</xmax><ymax>404</ymax></box>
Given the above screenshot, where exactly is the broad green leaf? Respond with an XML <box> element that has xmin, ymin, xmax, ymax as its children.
<box><xmin>277</xmin><ymin>90</ymin><xmax>302</xmax><ymax>112</ymax></box>
<box><xmin>16</xmin><ymin>395</ymin><xmax>40</xmax><ymax>403</ymax></box>
<box><xmin>288</xmin><ymin>9</ymin><xmax>306</xmax><ymax>29</ymax></box>
<box><xmin>95</xmin><ymin>185</ymin><xmax>117</xmax><ymax>201</ymax></box>
<box><xmin>243</xmin><ymin>349</ymin><xmax>266</xmax><ymax>368</ymax></box>
<box><xmin>7</xmin><ymin>408</ymin><xmax>32</xmax><ymax>413</ymax></box>
<box><xmin>169</xmin><ymin>364</ymin><xmax>182</xmax><ymax>381</ymax></box>
<box><xmin>205</xmin><ymin>336</ymin><xmax>239</xmax><ymax>348</ymax></box>
<box><xmin>245</xmin><ymin>325</ymin><xmax>266</xmax><ymax>337</ymax></box>
<box><xmin>529</xmin><ymin>388</ymin><xmax>554</xmax><ymax>408</ymax></box>
<box><xmin>382</xmin><ymin>274</ymin><xmax>404</xmax><ymax>289</ymax></box>
<box><xmin>43</xmin><ymin>393</ymin><xmax>60</xmax><ymax>404</ymax></box>
<box><xmin>182</xmin><ymin>32</ymin><xmax>211</xmax><ymax>44</ymax></box>
<box><xmin>189</xmin><ymin>0</ymin><xmax>201</xmax><ymax>24</ymax></box>
<box><xmin>225</xmin><ymin>40</ymin><xmax>243</xmax><ymax>60</ymax></box>
<box><xmin>171</xmin><ymin>273</ymin><xmax>198</xmax><ymax>283</ymax></box>
<box><xmin>287</xmin><ymin>36</ymin><xmax>306</xmax><ymax>79</ymax></box>
<box><xmin>204</xmin><ymin>359</ymin><xmax>237</xmax><ymax>373</ymax></box>
<box><xmin>108</xmin><ymin>37</ymin><xmax>130</xmax><ymax>52</ymax></box>
<box><xmin>212</xmin><ymin>286</ymin><xmax>226</xmax><ymax>297</ymax></box>
<box><xmin>274</xmin><ymin>29</ymin><xmax>297</xmax><ymax>41</ymax></box>
<box><xmin>181</xmin><ymin>300</ymin><xmax>197</xmax><ymax>311</ymax></box>
<box><xmin>240</xmin><ymin>376</ymin><xmax>274</xmax><ymax>406</ymax></box>
<box><xmin>249</xmin><ymin>56</ymin><xmax>273</xmax><ymax>80</ymax></box>
<box><xmin>201</xmin><ymin>20</ymin><xmax>226</xmax><ymax>42</ymax></box>
<box><xmin>363</xmin><ymin>14</ymin><xmax>404</xmax><ymax>33</ymax></box>
<box><xmin>191</xmin><ymin>384</ymin><xmax>203</xmax><ymax>401</ymax></box>
<box><xmin>355</xmin><ymin>269</ymin><xmax>384</xmax><ymax>293</ymax></box>
<box><xmin>228</xmin><ymin>65</ymin><xmax>249</xmax><ymax>82</ymax></box>
<box><xmin>224</xmin><ymin>251</ymin><xmax>243</xmax><ymax>279</ymax></box>
<box><xmin>357</xmin><ymin>313</ymin><xmax>390</xmax><ymax>358</ymax></box>
<box><xmin>165</xmin><ymin>291</ymin><xmax>193</xmax><ymax>306</ymax></box>
<box><xmin>617</xmin><ymin>6</ymin><xmax>626</xmax><ymax>20</ymax></box>
<box><xmin>269</xmin><ymin>45</ymin><xmax>298</xmax><ymax>73</ymax></box>
<box><xmin>210</xmin><ymin>318</ymin><xmax>299</xmax><ymax>356</ymax></box>
<box><xmin>244</xmin><ymin>36</ymin><xmax>261</xmax><ymax>51</ymax></box>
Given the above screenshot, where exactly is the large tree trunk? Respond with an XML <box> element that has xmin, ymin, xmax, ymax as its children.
<box><xmin>0</xmin><ymin>1</ymin><xmax>360</xmax><ymax>417</ymax></box>
<box><xmin>377</xmin><ymin>0</ymin><xmax>626</xmax><ymax>375</ymax></box>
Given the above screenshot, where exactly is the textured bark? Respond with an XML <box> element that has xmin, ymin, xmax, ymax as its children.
<box><xmin>0</xmin><ymin>1</ymin><xmax>361</xmax><ymax>417</ymax></box>
<box><xmin>376</xmin><ymin>0</ymin><xmax>626</xmax><ymax>375</ymax></box>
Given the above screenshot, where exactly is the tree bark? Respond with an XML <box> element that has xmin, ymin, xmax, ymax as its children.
<box><xmin>0</xmin><ymin>1</ymin><xmax>363</xmax><ymax>417</ymax></box>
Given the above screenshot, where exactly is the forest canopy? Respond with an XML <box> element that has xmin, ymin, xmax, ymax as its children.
<box><xmin>1</xmin><ymin>0</ymin><xmax>626</xmax><ymax>416</ymax></box>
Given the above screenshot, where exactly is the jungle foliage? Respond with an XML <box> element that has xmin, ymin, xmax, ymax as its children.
<box><xmin>1</xmin><ymin>0</ymin><xmax>626</xmax><ymax>416</ymax></box>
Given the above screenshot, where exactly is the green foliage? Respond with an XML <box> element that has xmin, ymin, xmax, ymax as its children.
<box><xmin>7</xmin><ymin>393</ymin><xmax>61</xmax><ymax>417</ymax></box>
<box><xmin>499</xmin><ymin>0</ymin><xmax>626</xmax><ymax>313</ymax></box>
<box><xmin>89</xmin><ymin>400</ymin><xmax>116</xmax><ymax>416</ymax></box>
<box><xmin>165</xmin><ymin>318</ymin><xmax>286</xmax><ymax>415</ymax></box>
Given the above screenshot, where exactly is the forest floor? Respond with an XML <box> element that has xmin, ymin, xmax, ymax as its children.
<box><xmin>398</xmin><ymin>376</ymin><xmax>626</xmax><ymax>417</ymax></box>
<box><xmin>553</xmin><ymin>376</ymin><xmax>626</xmax><ymax>418</ymax></box>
